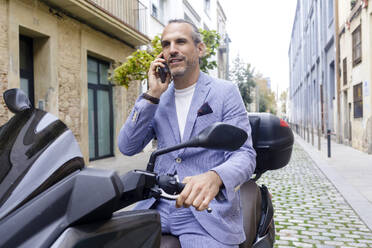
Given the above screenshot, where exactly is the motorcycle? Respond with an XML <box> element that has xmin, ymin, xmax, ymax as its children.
<box><xmin>0</xmin><ymin>88</ymin><xmax>293</xmax><ymax>248</ymax></box>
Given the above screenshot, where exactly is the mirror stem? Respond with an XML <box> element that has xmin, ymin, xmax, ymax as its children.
<box><xmin>146</xmin><ymin>142</ymin><xmax>194</xmax><ymax>172</ymax></box>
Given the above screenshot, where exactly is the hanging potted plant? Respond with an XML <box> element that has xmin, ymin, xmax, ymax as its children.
<box><xmin>351</xmin><ymin>0</ymin><xmax>357</xmax><ymax>9</ymax></box>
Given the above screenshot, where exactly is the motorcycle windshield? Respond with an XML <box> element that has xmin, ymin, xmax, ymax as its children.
<box><xmin>0</xmin><ymin>108</ymin><xmax>84</xmax><ymax>220</ymax></box>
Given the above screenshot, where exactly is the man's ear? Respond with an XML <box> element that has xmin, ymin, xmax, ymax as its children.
<box><xmin>197</xmin><ymin>42</ymin><xmax>206</xmax><ymax>58</ymax></box>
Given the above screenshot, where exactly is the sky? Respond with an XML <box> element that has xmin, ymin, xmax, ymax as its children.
<box><xmin>218</xmin><ymin>0</ymin><xmax>297</xmax><ymax>95</ymax></box>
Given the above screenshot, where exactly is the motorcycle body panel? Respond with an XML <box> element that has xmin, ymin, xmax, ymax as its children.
<box><xmin>0</xmin><ymin>108</ymin><xmax>85</xmax><ymax>220</ymax></box>
<box><xmin>51</xmin><ymin>210</ymin><xmax>161</xmax><ymax>248</ymax></box>
<box><xmin>0</xmin><ymin>88</ymin><xmax>162</xmax><ymax>247</ymax></box>
<box><xmin>0</xmin><ymin>168</ymin><xmax>124</xmax><ymax>248</ymax></box>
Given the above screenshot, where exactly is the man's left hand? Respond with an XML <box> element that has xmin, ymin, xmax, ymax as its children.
<box><xmin>176</xmin><ymin>171</ymin><xmax>223</xmax><ymax>211</ymax></box>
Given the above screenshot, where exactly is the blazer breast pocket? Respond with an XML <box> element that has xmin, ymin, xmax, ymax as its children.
<box><xmin>195</xmin><ymin>112</ymin><xmax>220</xmax><ymax>131</ymax></box>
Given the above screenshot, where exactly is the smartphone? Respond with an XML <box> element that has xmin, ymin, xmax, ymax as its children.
<box><xmin>157</xmin><ymin>57</ymin><xmax>170</xmax><ymax>83</ymax></box>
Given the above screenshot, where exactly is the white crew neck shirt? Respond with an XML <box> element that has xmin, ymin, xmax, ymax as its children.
<box><xmin>174</xmin><ymin>83</ymin><xmax>196</xmax><ymax>140</ymax></box>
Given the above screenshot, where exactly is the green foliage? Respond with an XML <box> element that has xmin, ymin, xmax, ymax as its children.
<box><xmin>111</xmin><ymin>30</ymin><xmax>220</xmax><ymax>88</ymax></box>
<box><xmin>199</xmin><ymin>29</ymin><xmax>220</xmax><ymax>72</ymax></box>
<box><xmin>351</xmin><ymin>0</ymin><xmax>357</xmax><ymax>9</ymax></box>
<box><xmin>257</xmin><ymin>78</ymin><xmax>277</xmax><ymax>115</ymax></box>
<box><xmin>229</xmin><ymin>55</ymin><xmax>256</xmax><ymax>110</ymax></box>
<box><xmin>280</xmin><ymin>90</ymin><xmax>288</xmax><ymax>114</ymax></box>
<box><xmin>110</xmin><ymin>36</ymin><xmax>162</xmax><ymax>88</ymax></box>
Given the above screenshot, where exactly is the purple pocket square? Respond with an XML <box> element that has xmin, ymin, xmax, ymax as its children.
<box><xmin>197</xmin><ymin>102</ymin><xmax>213</xmax><ymax>117</ymax></box>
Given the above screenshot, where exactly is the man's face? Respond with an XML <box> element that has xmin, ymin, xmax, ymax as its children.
<box><xmin>161</xmin><ymin>23</ymin><xmax>204</xmax><ymax>78</ymax></box>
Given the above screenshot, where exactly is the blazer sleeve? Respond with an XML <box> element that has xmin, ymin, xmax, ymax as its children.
<box><xmin>211</xmin><ymin>83</ymin><xmax>256</xmax><ymax>201</ymax></box>
<box><xmin>118</xmin><ymin>96</ymin><xmax>157</xmax><ymax>156</ymax></box>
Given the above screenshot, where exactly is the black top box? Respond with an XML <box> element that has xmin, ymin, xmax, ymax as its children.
<box><xmin>248</xmin><ymin>113</ymin><xmax>294</xmax><ymax>174</ymax></box>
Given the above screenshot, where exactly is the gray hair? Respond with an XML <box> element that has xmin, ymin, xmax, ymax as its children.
<box><xmin>167</xmin><ymin>19</ymin><xmax>202</xmax><ymax>45</ymax></box>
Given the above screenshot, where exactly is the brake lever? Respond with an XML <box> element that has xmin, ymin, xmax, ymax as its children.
<box><xmin>154</xmin><ymin>175</ymin><xmax>213</xmax><ymax>213</ymax></box>
<box><xmin>157</xmin><ymin>188</ymin><xmax>179</xmax><ymax>200</ymax></box>
<box><xmin>153</xmin><ymin>187</ymin><xmax>213</xmax><ymax>213</ymax></box>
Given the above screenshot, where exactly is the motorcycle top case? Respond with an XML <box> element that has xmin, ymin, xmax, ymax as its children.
<box><xmin>248</xmin><ymin>113</ymin><xmax>294</xmax><ymax>174</ymax></box>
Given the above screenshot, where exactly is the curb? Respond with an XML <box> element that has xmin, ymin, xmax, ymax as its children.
<box><xmin>295</xmin><ymin>134</ymin><xmax>372</xmax><ymax>232</ymax></box>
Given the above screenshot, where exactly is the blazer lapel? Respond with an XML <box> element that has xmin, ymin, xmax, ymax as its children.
<box><xmin>163</xmin><ymin>83</ymin><xmax>181</xmax><ymax>144</ymax></box>
<box><xmin>182</xmin><ymin>72</ymin><xmax>211</xmax><ymax>142</ymax></box>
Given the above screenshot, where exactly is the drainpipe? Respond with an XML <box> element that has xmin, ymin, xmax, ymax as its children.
<box><xmin>225</xmin><ymin>33</ymin><xmax>231</xmax><ymax>80</ymax></box>
<box><xmin>334</xmin><ymin>0</ymin><xmax>342</xmax><ymax>143</ymax></box>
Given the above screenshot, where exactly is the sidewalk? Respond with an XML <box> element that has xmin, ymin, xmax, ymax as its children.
<box><xmin>295</xmin><ymin>133</ymin><xmax>372</xmax><ymax>231</ymax></box>
<box><xmin>89</xmin><ymin>151</ymin><xmax>151</xmax><ymax>174</ymax></box>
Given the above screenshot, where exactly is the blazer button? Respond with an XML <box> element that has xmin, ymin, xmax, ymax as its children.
<box><xmin>175</xmin><ymin>157</ymin><xmax>182</xmax><ymax>163</ymax></box>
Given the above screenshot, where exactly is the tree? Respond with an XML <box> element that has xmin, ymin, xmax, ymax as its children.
<box><xmin>256</xmin><ymin>77</ymin><xmax>277</xmax><ymax>114</ymax></box>
<box><xmin>111</xmin><ymin>30</ymin><xmax>220</xmax><ymax>88</ymax></box>
<box><xmin>279</xmin><ymin>90</ymin><xmax>288</xmax><ymax>115</ymax></box>
<box><xmin>229</xmin><ymin>56</ymin><xmax>256</xmax><ymax>110</ymax></box>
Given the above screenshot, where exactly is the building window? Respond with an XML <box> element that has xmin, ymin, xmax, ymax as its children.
<box><xmin>353</xmin><ymin>83</ymin><xmax>363</xmax><ymax>118</ymax></box>
<box><xmin>328</xmin><ymin>0</ymin><xmax>333</xmax><ymax>23</ymax></box>
<box><xmin>184</xmin><ymin>13</ymin><xmax>194</xmax><ymax>25</ymax></box>
<box><xmin>151</xmin><ymin>3</ymin><xmax>158</xmax><ymax>19</ymax></box>
<box><xmin>311</xmin><ymin>20</ymin><xmax>316</xmax><ymax>56</ymax></box>
<box><xmin>87</xmin><ymin>56</ymin><xmax>114</xmax><ymax>160</ymax></box>
<box><xmin>352</xmin><ymin>25</ymin><xmax>362</xmax><ymax>66</ymax></box>
<box><xmin>203</xmin><ymin>23</ymin><xmax>209</xmax><ymax>31</ymax></box>
<box><xmin>204</xmin><ymin>0</ymin><xmax>210</xmax><ymax>15</ymax></box>
<box><xmin>151</xmin><ymin>0</ymin><xmax>164</xmax><ymax>23</ymax></box>
<box><xmin>19</xmin><ymin>35</ymin><xmax>34</xmax><ymax>106</ymax></box>
<box><xmin>343</xmin><ymin>58</ymin><xmax>347</xmax><ymax>85</ymax></box>
<box><xmin>329</xmin><ymin>62</ymin><xmax>335</xmax><ymax>100</ymax></box>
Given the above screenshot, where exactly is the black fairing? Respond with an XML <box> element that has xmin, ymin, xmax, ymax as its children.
<box><xmin>51</xmin><ymin>210</ymin><xmax>161</xmax><ymax>248</ymax></box>
<box><xmin>0</xmin><ymin>106</ymin><xmax>85</xmax><ymax>220</ymax></box>
<box><xmin>0</xmin><ymin>89</ymin><xmax>162</xmax><ymax>248</ymax></box>
<box><xmin>0</xmin><ymin>169</ymin><xmax>124</xmax><ymax>248</ymax></box>
<box><xmin>3</xmin><ymin>88</ymin><xmax>32</xmax><ymax>113</ymax></box>
<box><xmin>0</xmin><ymin>88</ymin><xmax>85</xmax><ymax>241</ymax></box>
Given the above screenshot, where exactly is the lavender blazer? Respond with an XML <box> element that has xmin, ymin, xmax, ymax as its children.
<box><xmin>118</xmin><ymin>72</ymin><xmax>256</xmax><ymax>244</ymax></box>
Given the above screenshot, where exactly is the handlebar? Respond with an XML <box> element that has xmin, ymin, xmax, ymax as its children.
<box><xmin>120</xmin><ymin>170</ymin><xmax>225</xmax><ymax>213</ymax></box>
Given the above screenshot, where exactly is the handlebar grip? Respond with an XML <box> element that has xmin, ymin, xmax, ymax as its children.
<box><xmin>179</xmin><ymin>182</ymin><xmax>225</xmax><ymax>202</ymax></box>
<box><xmin>178</xmin><ymin>182</ymin><xmax>185</xmax><ymax>191</ymax></box>
<box><xmin>215</xmin><ymin>191</ymin><xmax>226</xmax><ymax>202</ymax></box>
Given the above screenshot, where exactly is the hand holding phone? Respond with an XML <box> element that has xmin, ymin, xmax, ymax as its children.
<box><xmin>157</xmin><ymin>62</ymin><xmax>170</xmax><ymax>84</ymax></box>
<box><xmin>147</xmin><ymin>54</ymin><xmax>170</xmax><ymax>99</ymax></box>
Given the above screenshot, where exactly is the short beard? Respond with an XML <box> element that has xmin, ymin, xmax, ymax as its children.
<box><xmin>171</xmin><ymin>67</ymin><xmax>187</xmax><ymax>78</ymax></box>
<box><xmin>170</xmin><ymin>59</ymin><xmax>199</xmax><ymax>78</ymax></box>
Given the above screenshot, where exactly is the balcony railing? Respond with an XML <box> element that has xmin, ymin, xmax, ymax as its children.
<box><xmin>43</xmin><ymin>0</ymin><xmax>150</xmax><ymax>46</ymax></box>
<box><xmin>88</xmin><ymin>0</ymin><xmax>147</xmax><ymax>34</ymax></box>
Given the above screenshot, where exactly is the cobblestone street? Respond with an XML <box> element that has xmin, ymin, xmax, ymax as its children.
<box><xmin>259</xmin><ymin>143</ymin><xmax>372</xmax><ymax>248</ymax></box>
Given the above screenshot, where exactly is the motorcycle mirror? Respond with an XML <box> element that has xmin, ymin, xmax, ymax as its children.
<box><xmin>3</xmin><ymin>88</ymin><xmax>32</xmax><ymax>114</ymax></box>
<box><xmin>186</xmin><ymin>122</ymin><xmax>248</xmax><ymax>151</ymax></box>
<box><xmin>146</xmin><ymin>122</ymin><xmax>248</xmax><ymax>172</ymax></box>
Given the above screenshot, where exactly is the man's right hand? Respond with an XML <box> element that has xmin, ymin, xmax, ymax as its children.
<box><xmin>147</xmin><ymin>53</ymin><xmax>171</xmax><ymax>99</ymax></box>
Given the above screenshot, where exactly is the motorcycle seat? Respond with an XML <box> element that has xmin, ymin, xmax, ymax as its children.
<box><xmin>160</xmin><ymin>180</ymin><xmax>265</xmax><ymax>248</ymax></box>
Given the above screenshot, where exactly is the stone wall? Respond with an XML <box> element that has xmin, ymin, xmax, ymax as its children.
<box><xmin>0</xmin><ymin>0</ymin><xmax>8</xmax><ymax>125</ymax></box>
<box><xmin>352</xmin><ymin>120</ymin><xmax>364</xmax><ymax>151</ymax></box>
<box><xmin>57</xmin><ymin>17</ymin><xmax>83</xmax><ymax>142</ymax></box>
<box><xmin>125</xmin><ymin>81</ymin><xmax>140</xmax><ymax>118</ymax></box>
<box><xmin>362</xmin><ymin>117</ymin><xmax>372</xmax><ymax>154</ymax></box>
<box><xmin>0</xmin><ymin>0</ymin><xmax>142</xmax><ymax>161</ymax></box>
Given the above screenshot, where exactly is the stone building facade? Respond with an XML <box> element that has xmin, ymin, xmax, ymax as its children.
<box><xmin>0</xmin><ymin>0</ymin><xmax>150</xmax><ymax>162</ymax></box>
<box><xmin>289</xmin><ymin>0</ymin><xmax>336</xmax><ymax>140</ymax></box>
<box><xmin>290</xmin><ymin>0</ymin><xmax>372</xmax><ymax>154</ymax></box>
<box><xmin>338</xmin><ymin>0</ymin><xmax>372</xmax><ymax>153</ymax></box>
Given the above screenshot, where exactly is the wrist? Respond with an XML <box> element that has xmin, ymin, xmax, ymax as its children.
<box><xmin>146</xmin><ymin>89</ymin><xmax>162</xmax><ymax>99</ymax></box>
<box><xmin>209</xmin><ymin>170</ymin><xmax>223</xmax><ymax>187</ymax></box>
<box><xmin>142</xmin><ymin>93</ymin><xmax>159</xmax><ymax>104</ymax></box>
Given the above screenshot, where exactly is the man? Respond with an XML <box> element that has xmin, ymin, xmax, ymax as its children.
<box><xmin>118</xmin><ymin>19</ymin><xmax>256</xmax><ymax>248</ymax></box>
